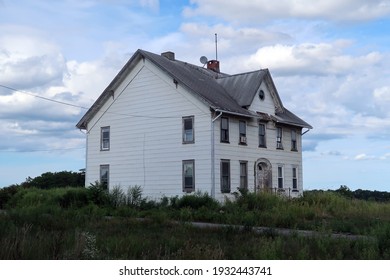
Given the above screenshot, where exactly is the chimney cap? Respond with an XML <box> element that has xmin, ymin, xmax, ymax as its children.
<box><xmin>161</xmin><ymin>51</ymin><xmax>175</xmax><ymax>60</ymax></box>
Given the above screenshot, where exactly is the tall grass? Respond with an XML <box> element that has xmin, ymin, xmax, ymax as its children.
<box><xmin>2</xmin><ymin>186</ymin><xmax>390</xmax><ymax>259</ymax></box>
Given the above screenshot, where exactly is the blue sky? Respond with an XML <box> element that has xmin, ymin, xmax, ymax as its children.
<box><xmin>1</xmin><ymin>0</ymin><xmax>390</xmax><ymax>191</ymax></box>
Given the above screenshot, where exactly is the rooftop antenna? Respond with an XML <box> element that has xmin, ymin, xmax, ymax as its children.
<box><xmin>215</xmin><ymin>33</ymin><xmax>218</xmax><ymax>61</ymax></box>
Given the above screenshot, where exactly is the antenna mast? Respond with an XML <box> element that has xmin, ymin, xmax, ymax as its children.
<box><xmin>215</xmin><ymin>33</ymin><xmax>218</xmax><ymax>61</ymax></box>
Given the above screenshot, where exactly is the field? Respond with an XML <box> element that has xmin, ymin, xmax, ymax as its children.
<box><xmin>1</xmin><ymin>185</ymin><xmax>390</xmax><ymax>259</ymax></box>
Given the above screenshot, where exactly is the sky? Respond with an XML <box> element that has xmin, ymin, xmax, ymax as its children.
<box><xmin>0</xmin><ymin>0</ymin><xmax>389</xmax><ymax>191</ymax></box>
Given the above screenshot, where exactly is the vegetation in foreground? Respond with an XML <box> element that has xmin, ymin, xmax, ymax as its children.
<box><xmin>1</xmin><ymin>176</ymin><xmax>390</xmax><ymax>259</ymax></box>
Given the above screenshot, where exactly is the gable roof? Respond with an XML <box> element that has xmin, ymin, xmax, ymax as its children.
<box><xmin>76</xmin><ymin>49</ymin><xmax>312</xmax><ymax>130</ymax></box>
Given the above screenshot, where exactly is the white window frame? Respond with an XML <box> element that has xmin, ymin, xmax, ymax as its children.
<box><xmin>292</xmin><ymin>166</ymin><xmax>298</xmax><ymax>190</ymax></box>
<box><xmin>220</xmin><ymin>159</ymin><xmax>231</xmax><ymax>193</ymax></box>
<box><xmin>220</xmin><ymin>117</ymin><xmax>229</xmax><ymax>143</ymax></box>
<box><xmin>277</xmin><ymin>165</ymin><xmax>284</xmax><ymax>189</ymax></box>
<box><xmin>100</xmin><ymin>164</ymin><xmax>109</xmax><ymax>190</ymax></box>
<box><xmin>259</xmin><ymin>123</ymin><xmax>266</xmax><ymax>148</ymax></box>
<box><xmin>276</xmin><ymin>127</ymin><xmax>283</xmax><ymax>149</ymax></box>
<box><xmin>239</xmin><ymin>120</ymin><xmax>247</xmax><ymax>144</ymax></box>
<box><xmin>101</xmin><ymin>126</ymin><xmax>110</xmax><ymax>151</ymax></box>
<box><xmin>182</xmin><ymin>160</ymin><xmax>195</xmax><ymax>192</ymax></box>
<box><xmin>182</xmin><ymin>116</ymin><xmax>194</xmax><ymax>144</ymax></box>
<box><xmin>291</xmin><ymin>129</ymin><xmax>297</xmax><ymax>151</ymax></box>
<box><xmin>239</xmin><ymin>161</ymin><xmax>248</xmax><ymax>190</ymax></box>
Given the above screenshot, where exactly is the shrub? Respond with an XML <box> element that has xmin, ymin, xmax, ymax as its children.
<box><xmin>0</xmin><ymin>185</ymin><xmax>19</xmax><ymax>209</ymax></box>
<box><xmin>109</xmin><ymin>186</ymin><xmax>126</xmax><ymax>208</ymax></box>
<box><xmin>87</xmin><ymin>181</ymin><xmax>110</xmax><ymax>206</ymax></box>
<box><xmin>171</xmin><ymin>192</ymin><xmax>220</xmax><ymax>210</ymax></box>
<box><xmin>58</xmin><ymin>188</ymin><xmax>90</xmax><ymax>209</ymax></box>
<box><xmin>126</xmin><ymin>185</ymin><xmax>144</xmax><ymax>207</ymax></box>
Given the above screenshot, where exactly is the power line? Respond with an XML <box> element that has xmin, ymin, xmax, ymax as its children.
<box><xmin>0</xmin><ymin>84</ymin><xmax>89</xmax><ymax>110</ymax></box>
<box><xmin>0</xmin><ymin>147</ymin><xmax>85</xmax><ymax>153</ymax></box>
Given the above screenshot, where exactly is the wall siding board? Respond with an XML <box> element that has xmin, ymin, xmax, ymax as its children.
<box><xmin>86</xmin><ymin>61</ymin><xmax>212</xmax><ymax>199</ymax></box>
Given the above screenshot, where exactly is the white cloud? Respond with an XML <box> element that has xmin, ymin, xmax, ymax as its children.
<box><xmin>242</xmin><ymin>42</ymin><xmax>382</xmax><ymax>75</ymax></box>
<box><xmin>0</xmin><ymin>32</ymin><xmax>66</xmax><ymax>89</ymax></box>
<box><xmin>184</xmin><ymin>0</ymin><xmax>390</xmax><ymax>22</ymax></box>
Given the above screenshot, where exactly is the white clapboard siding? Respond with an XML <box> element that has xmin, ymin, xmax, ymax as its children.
<box><xmin>213</xmin><ymin>115</ymin><xmax>304</xmax><ymax>201</ymax></box>
<box><xmin>85</xmin><ymin>59</ymin><xmax>213</xmax><ymax>199</ymax></box>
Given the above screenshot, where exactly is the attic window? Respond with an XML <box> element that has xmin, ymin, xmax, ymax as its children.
<box><xmin>259</xmin><ymin>90</ymin><xmax>265</xmax><ymax>101</ymax></box>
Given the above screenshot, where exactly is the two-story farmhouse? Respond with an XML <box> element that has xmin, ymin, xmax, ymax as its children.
<box><xmin>76</xmin><ymin>49</ymin><xmax>312</xmax><ymax>201</ymax></box>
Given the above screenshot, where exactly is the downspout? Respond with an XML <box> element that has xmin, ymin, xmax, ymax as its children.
<box><xmin>211</xmin><ymin>110</ymin><xmax>223</xmax><ymax>199</ymax></box>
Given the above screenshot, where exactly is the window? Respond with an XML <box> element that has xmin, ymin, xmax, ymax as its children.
<box><xmin>101</xmin><ymin>127</ymin><xmax>110</xmax><ymax>151</ymax></box>
<box><xmin>100</xmin><ymin>165</ymin><xmax>109</xmax><ymax>190</ymax></box>
<box><xmin>259</xmin><ymin>123</ymin><xmax>266</xmax><ymax>147</ymax></box>
<box><xmin>277</xmin><ymin>166</ymin><xmax>284</xmax><ymax>189</ymax></box>
<box><xmin>182</xmin><ymin>116</ymin><xmax>194</xmax><ymax>144</ymax></box>
<box><xmin>291</xmin><ymin>129</ymin><xmax>297</xmax><ymax>151</ymax></box>
<box><xmin>292</xmin><ymin>167</ymin><xmax>298</xmax><ymax>190</ymax></box>
<box><xmin>240</xmin><ymin>161</ymin><xmax>248</xmax><ymax>190</ymax></box>
<box><xmin>239</xmin><ymin>120</ymin><xmax>247</xmax><ymax>144</ymax></box>
<box><xmin>220</xmin><ymin>117</ymin><xmax>229</xmax><ymax>143</ymax></box>
<box><xmin>182</xmin><ymin>160</ymin><xmax>195</xmax><ymax>192</ymax></box>
<box><xmin>220</xmin><ymin>160</ymin><xmax>230</xmax><ymax>193</ymax></box>
<box><xmin>259</xmin><ymin>90</ymin><xmax>265</xmax><ymax>101</ymax></box>
<box><xmin>276</xmin><ymin>127</ymin><xmax>283</xmax><ymax>149</ymax></box>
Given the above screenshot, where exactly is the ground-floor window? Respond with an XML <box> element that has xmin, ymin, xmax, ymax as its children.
<box><xmin>277</xmin><ymin>165</ymin><xmax>284</xmax><ymax>189</ymax></box>
<box><xmin>239</xmin><ymin>161</ymin><xmax>248</xmax><ymax>190</ymax></box>
<box><xmin>221</xmin><ymin>159</ymin><xmax>231</xmax><ymax>193</ymax></box>
<box><xmin>182</xmin><ymin>160</ymin><xmax>195</xmax><ymax>192</ymax></box>
<box><xmin>292</xmin><ymin>167</ymin><xmax>298</xmax><ymax>190</ymax></box>
<box><xmin>100</xmin><ymin>164</ymin><xmax>109</xmax><ymax>190</ymax></box>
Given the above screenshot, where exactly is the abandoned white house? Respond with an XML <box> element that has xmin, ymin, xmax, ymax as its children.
<box><xmin>76</xmin><ymin>49</ymin><xmax>312</xmax><ymax>201</ymax></box>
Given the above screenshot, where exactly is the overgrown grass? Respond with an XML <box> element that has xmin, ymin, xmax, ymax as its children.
<box><xmin>1</xmin><ymin>186</ymin><xmax>390</xmax><ymax>259</ymax></box>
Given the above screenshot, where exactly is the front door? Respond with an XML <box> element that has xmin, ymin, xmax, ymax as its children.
<box><xmin>255</xmin><ymin>159</ymin><xmax>272</xmax><ymax>192</ymax></box>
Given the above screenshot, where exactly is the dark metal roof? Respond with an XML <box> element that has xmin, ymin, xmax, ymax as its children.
<box><xmin>76</xmin><ymin>49</ymin><xmax>312</xmax><ymax>130</ymax></box>
<box><xmin>216</xmin><ymin>70</ymin><xmax>266</xmax><ymax>107</ymax></box>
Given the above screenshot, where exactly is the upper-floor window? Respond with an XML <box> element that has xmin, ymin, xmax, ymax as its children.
<box><xmin>276</xmin><ymin>127</ymin><xmax>283</xmax><ymax>149</ymax></box>
<box><xmin>259</xmin><ymin>123</ymin><xmax>266</xmax><ymax>148</ymax></box>
<box><xmin>292</xmin><ymin>167</ymin><xmax>298</xmax><ymax>190</ymax></box>
<box><xmin>239</xmin><ymin>120</ymin><xmax>247</xmax><ymax>144</ymax></box>
<box><xmin>277</xmin><ymin>166</ymin><xmax>284</xmax><ymax>189</ymax></box>
<box><xmin>182</xmin><ymin>116</ymin><xmax>194</xmax><ymax>144</ymax></box>
<box><xmin>101</xmin><ymin>127</ymin><xmax>110</xmax><ymax>151</ymax></box>
<box><xmin>182</xmin><ymin>160</ymin><xmax>195</xmax><ymax>192</ymax></box>
<box><xmin>221</xmin><ymin>117</ymin><xmax>229</xmax><ymax>143</ymax></box>
<box><xmin>220</xmin><ymin>159</ymin><xmax>231</xmax><ymax>193</ymax></box>
<box><xmin>100</xmin><ymin>164</ymin><xmax>109</xmax><ymax>190</ymax></box>
<box><xmin>291</xmin><ymin>129</ymin><xmax>297</xmax><ymax>151</ymax></box>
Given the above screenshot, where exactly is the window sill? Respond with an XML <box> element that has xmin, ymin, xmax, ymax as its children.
<box><xmin>276</xmin><ymin>147</ymin><xmax>284</xmax><ymax>150</ymax></box>
<box><xmin>291</xmin><ymin>149</ymin><xmax>298</xmax><ymax>152</ymax></box>
<box><xmin>292</xmin><ymin>189</ymin><xmax>299</xmax><ymax>192</ymax></box>
<box><xmin>220</xmin><ymin>141</ymin><xmax>230</xmax><ymax>144</ymax></box>
<box><xmin>100</xmin><ymin>149</ymin><xmax>110</xmax><ymax>151</ymax></box>
<box><xmin>182</xmin><ymin>142</ymin><xmax>195</xmax><ymax>144</ymax></box>
<box><xmin>258</xmin><ymin>145</ymin><xmax>267</xmax><ymax>148</ymax></box>
<box><xmin>183</xmin><ymin>189</ymin><xmax>194</xmax><ymax>193</ymax></box>
<box><xmin>239</xmin><ymin>142</ymin><xmax>247</xmax><ymax>146</ymax></box>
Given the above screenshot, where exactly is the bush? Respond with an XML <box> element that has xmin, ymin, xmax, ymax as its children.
<box><xmin>58</xmin><ymin>188</ymin><xmax>90</xmax><ymax>209</ymax></box>
<box><xmin>170</xmin><ymin>192</ymin><xmax>220</xmax><ymax>210</ymax></box>
<box><xmin>20</xmin><ymin>171</ymin><xmax>85</xmax><ymax>189</ymax></box>
<box><xmin>0</xmin><ymin>185</ymin><xmax>19</xmax><ymax>209</ymax></box>
<box><xmin>87</xmin><ymin>181</ymin><xmax>110</xmax><ymax>206</ymax></box>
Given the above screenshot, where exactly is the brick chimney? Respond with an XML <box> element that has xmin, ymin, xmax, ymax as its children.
<box><xmin>207</xmin><ymin>60</ymin><xmax>220</xmax><ymax>73</ymax></box>
<box><xmin>161</xmin><ymin>51</ymin><xmax>175</xmax><ymax>60</ymax></box>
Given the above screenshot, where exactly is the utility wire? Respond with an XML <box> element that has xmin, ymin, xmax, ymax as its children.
<box><xmin>0</xmin><ymin>84</ymin><xmax>89</xmax><ymax>110</ymax></box>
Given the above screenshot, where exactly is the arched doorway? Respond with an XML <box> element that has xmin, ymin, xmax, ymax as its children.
<box><xmin>255</xmin><ymin>158</ymin><xmax>272</xmax><ymax>192</ymax></box>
